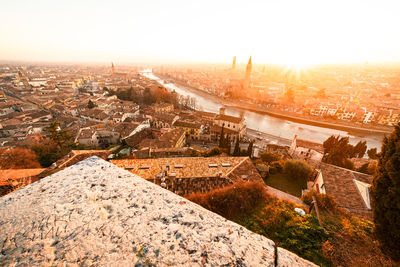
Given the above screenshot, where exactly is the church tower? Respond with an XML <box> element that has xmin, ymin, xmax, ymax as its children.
<box><xmin>243</xmin><ymin>56</ymin><xmax>252</xmax><ymax>89</ymax></box>
<box><xmin>111</xmin><ymin>62</ymin><xmax>116</xmax><ymax>74</ymax></box>
<box><xmin>232</xmin><ymin>56</ymin><xmax>236</xmax><ymax>70</ymax></box>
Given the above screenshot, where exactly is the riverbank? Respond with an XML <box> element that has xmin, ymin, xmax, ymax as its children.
<box><xmin>229</xmin><ymin>105</ymin><xmax>392</xmax><ymax>136</ymax></box>
<box><xmin>154</xmin><ymin>72</ymin><xmax>392</xmax><ymax>136</ymax></box>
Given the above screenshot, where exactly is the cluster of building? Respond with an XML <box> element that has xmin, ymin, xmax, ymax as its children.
<box><xmin>0</xmin><ymin>63</ymin><xmax>378</xmax><ymax>222</ymax></box>
<box><xmin>155</xmin><ymin>60</ymin><xmax>400</xmax><ymax>128</ymax></box>
<box><xmin>0</xmin><ymin>64</ymin><xmax>246</xmax><ymax>153</ymax></box>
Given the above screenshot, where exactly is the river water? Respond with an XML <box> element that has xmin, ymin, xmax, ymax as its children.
<box><xmin>142</xmin><ymin>71</ymin><xmax>383</xmax><ymax>150</ymax></box>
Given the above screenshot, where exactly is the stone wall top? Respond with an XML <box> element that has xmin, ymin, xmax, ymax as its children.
<box><xmin>0</xmin><ymin>157</ymin><xmax>316</xmax><ymax>266</ymax></box>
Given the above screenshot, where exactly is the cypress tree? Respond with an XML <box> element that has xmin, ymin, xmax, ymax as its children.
<box><xmin>233</xmin><ymin>137</ymin><xmax>240</xmax><ymax>156</ymax></box>
<box><xmin>370</xmin><ymin>123</ymin><xmax>400</xmax><ymax>261</ymax></box>
<box><xmin>247</xmin><ymin>141</ymin><xmax>254</xmax><ymax>157</ymax></box>
<box><xmin>219</xmin><ymin>126</ymin><xmax>225</xmax><ymax>148</ymax></box>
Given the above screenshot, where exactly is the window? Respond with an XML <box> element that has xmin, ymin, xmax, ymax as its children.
<box><xmin>208</xmin><ymin>163</ymin><xmax>218</xmax><ymax>168</ymax></box>
<box><xmin>222</xmin><ymin>163</ymin><xmax>231</xmax><ymax>167</ymax></box>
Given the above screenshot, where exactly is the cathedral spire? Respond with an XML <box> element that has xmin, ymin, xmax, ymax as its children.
<box><xmin>232</xmin><ymin>56</ymin><xmax>236</xmax><ymax>70</ymax></box>
<box><xmin>111</xmin><ymin>62</ymin><xmax>115</xmax><ymax>74</ymax></box>
<box><xmin>244</xmin><ymin>56</ymin><xmax>252</xmax><ymax>90</ymax></box>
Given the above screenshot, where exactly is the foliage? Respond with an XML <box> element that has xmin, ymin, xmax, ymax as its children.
<box><xmin>31</xmin><ymin>121</ymin><xmax>74</xmax><ymax>167</ymax></box>
<box><xmin>353</xmin><ymin>141</ymin><xmax>367</xmax><ymax>158</ymax></box>
<box><xmin>265</xmin><ymin>172</ymin><xmax>306</xmax><ymax>197</ymax></box>
<box><xmin>31</xmin><ymin>140</ymin><xmax>64</xmax><ymax>167</ymax></box>
<box><xmin>201</xmin><ymin>147</ymin><xmax>223</xmax><ymax>157</ymax></box>
<box><xmin>301</xmin><ymin>190</ymin><xmax>339</xmax><ymax>213</ymax></box>
<box><xmin>240</xmin><ymin>197</ymin><xmax>331</xmax><ymax>266</ymax></box>
<box><xmin>0</xmin><ymin>148</ymin><xmax>41</xmax><ymax>169</ymax></box>
<box><xmin>218</xmin><ymin>126</ymin><xmax>230</xmax><ymax>150</ymax></box>
<box><xmin>233</xmin><ymin>137</ymin><xmax>240</xmax><ymax>156</ymax></box>
<box><xmin>370</xmin><ymin>123</ymin><xmax>400</xmax><ymax>261</ymax></box>
<box><xmin>323</xmin><ymin>135</ymin><xmax>357</xmax><ymax>169</ymax></box>
<box><xmin>45</xmin><ymin>121</ymin><xmax>72</xmax><ymax>150</ymax></box>
<box><xmin>367</xmin><ymin>148</ymin><xmax>378</xmax><ymax>159</ymax></box>
<box><xmin>356</xmin><ymin>163</ymin><xmax>368</xmax><ymax>174</ymax></box>
<box><xmin>186</xmin><ymin>176</ymin><xmax>395</xmax><ymax>267</ymax></box>
<box><xmin>186</xmin><ymin>181</ymin><xmax>269</xmax><ymax>221</ymax></box>
<box><xmin>114</xmin><ymin>85</ymin><xmax>186</xmax><ymax>108</ymax></box>
<box><xmin>283</xmin><ymin>159</ymin><xmax>313</xmax><ymax>182</ymax></box>
<box><xmin>246</xmin><ymin>141</ymin><xmax>254</xmax><ymax>157</ymax></box>
<box><xmin>268</xmin><ymin>160</ymin><xmax>284</xmax><ymax>174</ymax></box>
<box><xmin>260</xmin><ymin>152</ymin><xmax>281</xmax><ymax>164</ymax></box>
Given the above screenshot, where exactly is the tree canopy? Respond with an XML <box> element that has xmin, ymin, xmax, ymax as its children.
<box><xmin>370</xmin><ymin>124</ymin><xmax>400</xmax><ymax>261</ymax></box>
<box><xmin>0</xmin><ymin>148</ymin><xmax>41</xmax><ymax>169</ymax></box>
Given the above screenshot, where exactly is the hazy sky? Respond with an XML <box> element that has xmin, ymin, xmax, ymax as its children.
<box><xmin>1</xmin><ymin>0</ymin><xmax>400</xmax><ymax>65</ymax></box>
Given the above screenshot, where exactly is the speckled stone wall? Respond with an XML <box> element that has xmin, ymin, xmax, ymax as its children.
<box><xmin>0</xmin><ymin>157</ymin><xmax>316</xmax><ymax>266</ymax></box>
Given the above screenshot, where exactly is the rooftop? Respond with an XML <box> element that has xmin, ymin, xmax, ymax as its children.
<box><xmin>319</xmin><ymin>162</ymin><xmax>373</xmax><ymax>218</ymax></box>
<box><xmin>0</xmin><ymin>157</ymin><xmax>315</xmax><ymax>266</ymax></box>
<box><xmin>215</xmin><ymin>114</ymin><xmax>244</xmax><ymax>124</ymax></box>
<box><xmin>111</xmin><ymin>156</ymin><xmax>263</xmax><ymax>183</ymax></box>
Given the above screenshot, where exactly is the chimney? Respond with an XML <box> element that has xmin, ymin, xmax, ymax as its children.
<box><xmin>219</xmin><ymin>107</ymin><xmax>226</xmax><ymax>115</ymax></box>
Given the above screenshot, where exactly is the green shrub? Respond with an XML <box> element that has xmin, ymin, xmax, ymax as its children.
<box><xmin>269</xmin><ymin>160</ymin><xmax>284</xmax><ymax>174</ymax></box>
<box><xmin>284</xmin><ymin>159</ymin><xmax>313</xmax><ymax>182</ymax></box>
<box><xmin>186</xmin><ymin>181</ymin><xmax>269</xmax><ymax>220</ymax></box>
<box><xmin>301</xmin><ymin>190</ymin><xmax>338</xmax><ymax>213</ymax></box>
<box><xmin>202</xmin><ymin>147</ymin><xmax>223</xmax><ymax>157</ymax></box>
<box><xmin>260</xmin><ymin>152</ymin><xmax>281</xmax><ymax>164</ymax></box>
<box><xmin>240</xmin><ymin>198</ymin><xmax>331</xmax><ymax>266</ymax></box>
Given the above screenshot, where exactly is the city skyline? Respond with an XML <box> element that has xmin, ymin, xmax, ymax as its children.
<box><xmin>1</xmin><ymin>0</ymin><xmax>400</xmax><ymax>67</ymax></box>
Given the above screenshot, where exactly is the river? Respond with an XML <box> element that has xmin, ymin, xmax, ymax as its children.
<box><xmin>142</xmin><ymin>70</ymin><xmax>384</xmax><ymax>150</ymax></box>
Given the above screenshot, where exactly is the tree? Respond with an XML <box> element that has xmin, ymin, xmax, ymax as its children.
<box><xmin>247</xmin><ymin>141</ymin><xmax>254</xmax><ymax>157</ymax></box>
<box><xmin>353</xmin><ymin>141</ymin><xmax>367</xmax><ymax>158</ymax></box>
<box><xmin>45</xmin><ymin>121</ymin><xmax>72</xmax><ymax>150</ymax></box>
<box><xmin>260</xmin><ymin>152</ymin><xmax>281</xmax><ymax>164</ymax></box>
<box><xmin>283</xmin><ymin>160</ymin><xmax>313</xmax><ymax>182</ymax></box>
<box><xmin>357</xmin><ymin>163</ymin><xmax>370</xmax><ymax>174</ymax></box>
<box><xmin>87</xmin><ymin>99</ymin><xmax>97</xmax><ymax>109</ymax></box>
<box><xmin>31</xmin><ymin>141</ymin><xmax>62</xmax><ymax>167</ymax></box>
<box><xmin>370</xmin><ymin>124</ymin><xmax>400</xmax><ymax>261</ymax></box>
<box><xmin>32</xmin><ymin>121</ymin><xmax>74</xmax><ymax>167</ymax></box>
<box><xmin>367</xmin><ymin>148</ymin><xmax>378</xmax><ymax>159</ymax></box>
<box><xmin>219</xmin><ymin>126</ymin><xmax>225</xmax><ymax>148</ymax></box>
<box><xmin>323</xmin><ymin>135</ymin><xmax>339</xmax><ymax>156</ymax></box>
<box><xmin>233</xmin><ymin>137</ymin><xmax>240</xmax><ymax>156</ymax></box>
<box><xmin>0</xmin><ymin>148</ymin><xmax>41</xmax><ymax>169</ymax></box>
<box><xmin>323</xmin><ymin>135</ymin><xmax>355</xmax><ymax>169</ymax></box>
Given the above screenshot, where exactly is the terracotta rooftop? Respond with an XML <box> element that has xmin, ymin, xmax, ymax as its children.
<box><xmin>215</xmin><ymin>114</ymin><xmax>243</xmax><ymax>124</ymax></box>
<box><xmin>319</xmin><ymin>163</ymin><xmax>373</xmax><ymax>218</ymax></box>
<box><xmin>138</xmin><ymin>128</ymin><xmax>185</xmax><ymax>149</ymax></box>
<box><xmin>111</xmin><ymin>156</ymin><xmax>263</xmax><ymax>183</ymax></box>
<box><xmin>173</xmin><ymin>120</ymin><xmax>202</xmax><ymax>129</ymax></box>
<box><xmin>112</xmin><ymin>122</ymin><xmax>140</xmax><ymax>139</ymax></box>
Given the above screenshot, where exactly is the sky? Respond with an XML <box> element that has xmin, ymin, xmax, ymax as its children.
<box><xmin>1</xmin><ymin>0</ymin><xmax>400</xmax><ymax>66</ymax></box>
